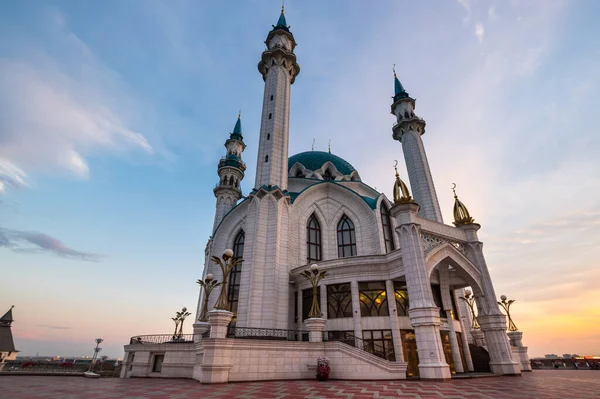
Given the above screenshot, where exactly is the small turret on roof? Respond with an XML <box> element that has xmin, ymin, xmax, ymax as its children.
<box><xmin>273</xmin><ymin>5</ymin><xmax>289</xmax><ymax>31</ymax></box>
<box><xmin>230</xmin><ymin>112</ymin><xmax>243</xmax><ymax>141</ymax></box>
<box><xmin>0</xmin><ymin>306</ymin><xmax>14</xmax><ymax>325</ymax></box>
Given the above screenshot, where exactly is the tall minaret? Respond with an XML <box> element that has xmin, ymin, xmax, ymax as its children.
<box><xmin>213</xmin><ymin>114</ymin><xmax>246</xmax><ymax>232</ymax></box>
<box><xmin>254</xmin><ymin>6</ymin><xmax>300</xmax><ymax>191</ymax></box>
<box><xmin>391</xmin><ymin>70</ymin><xmax>443</xmax><ymax>222</ymax></box>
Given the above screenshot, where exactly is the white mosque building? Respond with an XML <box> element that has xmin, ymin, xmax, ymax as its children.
<box><xmin>121</xmin><ymin>8</ymin><xmax>530</xmax><ymax>382</ymax></box>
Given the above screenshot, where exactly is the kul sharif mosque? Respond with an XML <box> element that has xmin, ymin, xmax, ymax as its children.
<box><xmin>121</xmin><ymin>7</ymin><xmax>531</xmax><ymax>382</ymax></box>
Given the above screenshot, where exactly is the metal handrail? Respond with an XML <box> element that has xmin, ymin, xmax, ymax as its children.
<box><xmin>227</xmin><ymin>326</ymin><xmax>308</xmax><ymax>341</ymax></box>
<box><xmin>323</xmin><ymin>331</ymin><xmax>389</xmax><ymax>360</ymax></box>
<box><xmin>129</xmin><ymin>334</ymin><xmax>194</xmax><ymax>345</ymax></box>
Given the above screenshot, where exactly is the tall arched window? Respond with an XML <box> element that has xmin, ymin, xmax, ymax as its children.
<box><xmin>380</xmin><ymin>204</ymin><xmax>395</xmax><ymax>253</ymax></box>
<box><xmin>306</xmin><ymin>214</ymin><xmax>322</xmax><ymax>263</ymax></box>
<box><xmin>227</xmin><ymin>230</ymin><xmax>245</xmax><ymax>315</ymax></box>
<box><xmin>337</xmin><ymin>215</ymin><xmax>357</xmax><ymax>258</ymax></box>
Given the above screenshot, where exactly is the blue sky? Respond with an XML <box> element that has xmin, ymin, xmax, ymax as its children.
<box><xmin>1</xmin><ymin>0</ymin><xmax>599</xmax><ymax>358</ymax></box>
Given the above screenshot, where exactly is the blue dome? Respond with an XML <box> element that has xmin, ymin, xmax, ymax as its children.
<box><xmin>288</xmin><ymin>151</ymin><xmax>356</xmax><ymax>175</ymax></box>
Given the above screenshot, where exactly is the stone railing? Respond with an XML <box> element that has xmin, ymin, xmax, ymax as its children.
<box><xmin>129</xmin><ymin>334</ymin><xmax>194</xmax><ymax>345</ymax></box>
<box><xmin>226</xmin><ymin>326</ymin><xmax>308</xmax><ymax>342</ymax></box>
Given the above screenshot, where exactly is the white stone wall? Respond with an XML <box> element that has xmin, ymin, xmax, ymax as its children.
<box><xmin>121</xmin><ymin>343</ymin><xmax>195</xmax><ymax>378</ymax></box>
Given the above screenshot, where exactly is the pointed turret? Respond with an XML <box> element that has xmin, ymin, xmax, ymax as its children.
<box><xmin>452</xmin><ymin>184</ymin><xmax>475</xmax><ymax>226</ymax></box>
<box><xmin>392</xmin><ymin>161</ymin><xmax>413</xmax><ymax>204</ymax></box>
<box><xmin>394</xmin><ymin>70</ymin><xmax>409</xmax><ymax>102</ymax></box>
<box><xmin>0</xmin><ymin>306</ymin><xmax>14</xmax><ymax>325</ymax></box>
<box><xmin>0</xmin><ymin>306</ymin><xmax>17</xmax><ymax>357</ymax></box>
<box><xmin>274</xmin><ymin>5</ymin><xmax>288</xmax><ymax>30</ymax></box>
<box><xmin>212</xmin><ymin>114</ymin><xmax>247</xmax><ymax>233</ymax></box>
<box><xmin>230</xmin><ymin>113</ymin><xmax>243</xmax><ymax>141</ymax></box>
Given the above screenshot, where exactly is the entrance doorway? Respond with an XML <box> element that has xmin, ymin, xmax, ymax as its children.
<box><xmin>400</xmin><ymin>330</ymin><xmax>419</xmax><ymax>377</ymax></box>
<box><xmin>440</xmin><ymin>331</ymin><xmax>456</xmax><ymax>374</ymax></box>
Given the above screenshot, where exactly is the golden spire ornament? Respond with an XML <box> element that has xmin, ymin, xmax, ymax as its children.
<box><xmin>452</xmin><ymin>183</ymin><xmax>475</xmax><ymax>226</ymax></box>
<box><xmin>393</xmin><ymin>160</ymin><xmax>413</xmax><ymax>204</ymax></box>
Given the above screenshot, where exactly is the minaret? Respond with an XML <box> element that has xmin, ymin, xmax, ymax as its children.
<box><xmin>213</xmin><ymin>114</ymin><xmax>246</xmax><ymax>233</ymax></box>
<box><xmin>391</xmin><ymin>70</ymin><xmax>443</xmax><ymax>222</ymax></box>
<box><xmin>254</xmin><ymin>6</ymin><xmax>300</xmax><ymax>191</ymax></box>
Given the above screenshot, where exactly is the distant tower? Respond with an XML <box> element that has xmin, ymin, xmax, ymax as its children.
<box><xmin>391</xmin><ymin>71</ymin><xmax>443</xmax><ymax>222</ymax></box>
<box><xmin>0</xmin><ymin>306</ymin><xmax>17</xmax><ymax>365</ymax></box>
<box><xmin>213</xmin><ymin>115</ymin><xmax>246</xmax><ymax>232</ymax></box>
<box><xmin>254</xmin><ymin>5</ymin><xmax>300</xmax><ymax>191</ymax></box>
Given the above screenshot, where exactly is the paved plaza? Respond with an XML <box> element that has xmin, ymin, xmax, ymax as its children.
<box><xmin>0</xmin><ymin>371</ymin><xmax>598</xmax><ymax>399</ymax></box>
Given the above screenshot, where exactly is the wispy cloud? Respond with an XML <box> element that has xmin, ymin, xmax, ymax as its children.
<box><xmin>0</xmin><ymin>8</ymin><xmax>153</xmax><ymax>188</ymax></box>
<box><xmin>475</xmin><ymin>22</ymin><xmax>485</xmax><ymax>43</ymax></box>
<box><xmin>0</xmin><ymin>227</ymin><xmax>101</xmax><ymax>261</ymax></box>
<box><xmin>37</xmin><ymin>325</ymin><xmax>72</xmax><ymax>330</ymax></box>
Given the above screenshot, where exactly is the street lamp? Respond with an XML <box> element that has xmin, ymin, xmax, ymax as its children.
<box><xmin>196</xmin><ymin>273</ymin><xmax>222</xmax><ymax>322</ymax></box>
<box><xmin>171</xmin><ymin>307</ymin><xmax>191</xmax><ymax>340</ymax></box>
<box><xmin>301</xmin><ymin>264</ymin><xmax>328</xmax><ymax>318</ymax></box>
<box><xmin>498</xmin><ymin>295</ymin><xmax>518</xmax><ymax>332</ymax></box>
<box><xmin>87</xmin><ymin>338</ymin><xmax>103</xmax><ymax>373</ymax></box>
<box><xmin>458</xmin><ymin>289</ymin><xmax>480</xmax><ymax>329</ymax></box>
<box><xmin>213</xmin><ymin>249</ymin><xmax>243</xmax><ymax>310</ymax></box>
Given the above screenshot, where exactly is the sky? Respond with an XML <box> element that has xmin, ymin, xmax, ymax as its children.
<box><xmin>1</xmin><ymin>0</ymin><xmax>599</xmax><ymax>359</ymax></box>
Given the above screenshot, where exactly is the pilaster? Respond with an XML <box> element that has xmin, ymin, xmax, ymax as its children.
<box><xmin>392</xmin><ymin>202</ymin><xmax>450</xmax><ymax>379</ymax></box>
<box><xmin>350</xmin><ymin>280</ymin><xmax>363</xmax><ymax>340</ymax></box>
<box><xmin>385</xmin><ymin>279</ymin><xmax>405</xmax><ymax>363</ymax></box>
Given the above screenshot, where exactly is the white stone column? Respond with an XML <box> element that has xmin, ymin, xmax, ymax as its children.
<box><xmin>391</xmin><ymin>203</ymin><xmax>450</xmax><ymax>380</ymax></box>
<box><xmin>386</xmin><ymin>279</ymin><xmax>405</xmax><ymax>363</ymax></box>
<box><xmin>438</xmin><ymin>268</ymin><xmax>464</xmax><ymax>373</ymax></box>
<box><xmin>304</xmin><ymin>318</ymin><xmax>327</xmax><ymax>342</ymax></box>
<box><xmin>192</xmin><ymin>322</ymin><xmax>211</xmax><ymax>381</ymax></box>
<box><xmin>508</xmin><ymin>331</ymin><xmax>532</xmax><ymax>372</ymax></box>
<box><xmin>452</xmin><ymin>290</ymin><xmax>474</xmax><ymax>372</ymax></box>
<box><xmin>207</xmin><ymin>310</ymin><xmax>233</xmax><ymax>338</ymax></box>
<box><xmin>297</xmin><ymin>290</ymin><xmax>303</xmax><ymax>327</ymax></box>
<box><xmin>459</xmin><ymin>224</ymin><xmax>520</xmax><ymax>376</ymax></box>
<box><xmin>320</xmin><ymin>284</ymin><xmax>328</xmax><ymax>320</ymax></box>
<box><xmin>350</xmin><ymin>280</ymin><xmax>363</xmax><ymax>339</ymax></box>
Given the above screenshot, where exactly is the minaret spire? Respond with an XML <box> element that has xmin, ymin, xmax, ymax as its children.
<box><xmin>255</xmin><ymin>7</ymin><xmax>300</xmax><ymax>190</ymax></box>
<box><xmin>391</xmin><ymin>68</ymin><xmax>443</xmax><ymax>222</ymax></box>
<box><xmin>212</xmin><ymin>114</ymin><xmax>247</xmax><ymax>233</ymax></box>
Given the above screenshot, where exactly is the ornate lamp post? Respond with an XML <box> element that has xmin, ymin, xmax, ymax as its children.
<box><xmin>171</xmin><ymin>307</ymin><xmax>191</xmax><ymax>340</ymax></box>
<box><xmin>301</xmin><ymin>264</ymin><xmax>328</xmax><ymax>318</ymax></box>
<box><xmin>498</xmin><ymin>295</ymin><xmax>518</xmax><ymax>332</ymax></box>
<box><xmin>458</xmin><ymin>289</ymin><xmax>480</xmax><ymax>329</ymax></box>
<box><xmin>212</xmin><ymin>249</ymin><xmax>243</xmax><ymax>310</ymax></box>
<box><xmin>87</xmin><ymin>338</ymin><xmax>103</xmax><ymax>373</ymax></box>
<box><xmin>196</xmin><ymin>273</ymin><xmax>222</xmax><ymax>322</ymax></box>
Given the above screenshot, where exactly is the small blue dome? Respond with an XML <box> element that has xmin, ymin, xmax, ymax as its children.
<box><xmin>288</xmin><ymin>151</ymin><xmax>356</xmax><ymax>175</ymax></box>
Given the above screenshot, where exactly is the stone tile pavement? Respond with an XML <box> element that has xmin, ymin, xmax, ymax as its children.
<box><xmin>0</xmin><ymin>370</ymin><xmax>599</xmax><ymax>399</ymax></box>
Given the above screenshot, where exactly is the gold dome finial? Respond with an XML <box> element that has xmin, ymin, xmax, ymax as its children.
<box><xmin>393</xmin><ymin>160</ymin><xmax>413</xmax><ymax>204</ymax></box>
<box><xmin>452</xmin><ymin>183</ymin><xmax>475</xmax><ymax>226</ymax></box>
<box><xmin>281</xmin><ymin>0</ymin><xmax>285</xmax><ymax>14</ymax></box>
<box><xmin>393</xmin><ymin>63</ymin><xmax>397</xmax><ymax>78</ymax></box>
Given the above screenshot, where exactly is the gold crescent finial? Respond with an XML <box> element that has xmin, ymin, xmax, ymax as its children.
<box><xmin>393</xmin><ymin>63</ymin><xmax>396</xmax><ymax>77</ymax></box>
<box><xmin>312</xmin><ymin>138</ymin><xmax>315</xmax><ymax>151</ymax></box>
<box><xmin>393</xmin><ymin>160</ymin><xmax>399</xmax><ymax>176</ymax></box>
<box><xmin>238</xmin><ymin>109</ymin><xmax>241</xmax><ymax>119</ymax></box>
<box><xmin>328</xmin><ymin>139</ymin><xmax>331</xmax><ymax>153</ymax></box>
<box><xmin>452</xmin><ymin>183</ymin><xmax>457</xmax><ymax>198</ymax></box>
<box><xmin>282</xmin><ymin>0</ymin><xmax>285</xmax><ymax>13</ymax></box>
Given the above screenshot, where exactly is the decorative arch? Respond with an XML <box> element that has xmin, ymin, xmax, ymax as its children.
<box><xmin>425</xmin><ymin>243</ymin><xmax>484</xmax><ymax>296</ymax></box>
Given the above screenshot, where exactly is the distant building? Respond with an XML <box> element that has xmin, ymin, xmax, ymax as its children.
<box><xmin>0</xmin><ymin>306</ymin><xmax>18</xmax><ymax>367</ymax></box>
<box><xmin>544</xmin><ymin>354</ymin><xmax>559</xmax><ymax>359</ymax></box>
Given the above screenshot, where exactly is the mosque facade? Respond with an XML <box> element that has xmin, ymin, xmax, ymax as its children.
<box><xmin>121</xmin><ymin>8</ymin><xmax>531</xmax><ymax>382</ymax></box>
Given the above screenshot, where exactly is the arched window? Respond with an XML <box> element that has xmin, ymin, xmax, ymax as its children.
<box><xmin>323</xmin><ymin>169</ymin><xmax>334</xmax><ymax>181</ymax></box>
<box><xmin>265</xmin><ymin>155</ymin><xmax>269</xmax><ymax>163</ymax></box>
<box><xmin>227</xmin><ymin>230</ymin><xmax>245</xmax><ymax>315</ymax></box>
<box><xmin>337</xmin><ymin>215</ymin><xmax>357</xmax><ymax>257</ymax></box>
<box><xmin>306</xmin><ymin>214</ymin><xmax>322</xmax><ymax>263</ymax></box>
<box><xmin>229</xmin><ymin>176</ymin><xmax>234</xmax><ymax>186</ymax></box>
<box><xmin>380</xmin><ymin>204</ymin><xmax>395</xmax><ymax>253</ymax></box>
<box><xmin>267</xmin><ymin>133</ymin><xmax>271</xmax><ymax>140</ymax></box>
<box><xmin>295</xmin><ymin>170</ymin><xmax>304</xmax><ymax>178</ymax></box>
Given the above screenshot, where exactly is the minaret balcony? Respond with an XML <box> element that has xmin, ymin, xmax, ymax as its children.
<box><xmin>392</xmin><ymin>118</ymin><xmax>426</xmax><ymax>140</ymax></box>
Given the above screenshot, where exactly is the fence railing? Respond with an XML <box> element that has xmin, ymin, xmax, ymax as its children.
<box><xmin>129</xmin><ymin>334</ymin><xmax>195</xmax><ymax>345</ymax></box>
<box><xmin>1</xmin><ymin>364</ymin><xmax>89</xmax><ymax>374</ymax></box>
<box><xmin>227</xmin><ymin>326</ymin><xmax>309</xmax><ymax>341</ymax></box>
<box><xmin>323</xmin><ymin>331</ymin><xmax>391</xmax><ymax>360</ymax></box>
